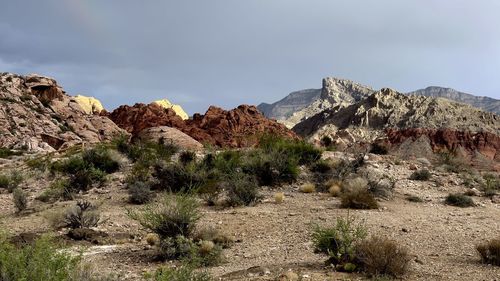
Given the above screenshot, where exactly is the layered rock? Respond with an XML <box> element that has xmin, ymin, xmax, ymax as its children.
<box><xmin>73</xmin><ymin>95</ymin><xmax>105</xmax><ymax>114</ymax></box>
<box><xmin>408</xmin><ymin>86</ymin><xmax>500</xmax><ymax>115</ymax></box>
<box><xmin>0</xmin><ymin>73</ymin><xmax>127</xmax><ymax>152</ymax></box>
<box><xmin>257</xmin><ymin>89</ymin><xmax>321</xmax><ymax>123</ymax></box>
<box><xmin>109</xmin><ymin>103</ymin><xmax>297</xmax><ymax>148</ymax></box>
<box><xmin>152</xmin><ymin>99</ymin><xmax>189</xmax><ymax>120</ymax></box>
<box><xmin>136</xmin><ymin>126</ymin><xmax>203</xmax><ymax>151</ymax></box>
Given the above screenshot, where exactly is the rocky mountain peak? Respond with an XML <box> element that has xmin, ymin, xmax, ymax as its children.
<box><xmin>152</xmin><ymin>99</ymin><xmax>189</xmax><ymax>120</ymax></box>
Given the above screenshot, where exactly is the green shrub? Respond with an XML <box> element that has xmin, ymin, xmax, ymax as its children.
<box><xmin>312</xmin><ymin>216</ymin><xmax>367</xmax><ymax>266</ymax></box>
<box><xmin>476</xmin><ymin>237</ymin><xmax>500</xmax><ymax>266</ymax></box>
<box><xmin>445</xmin><ymin>193</ymin><xmax>475</xmax><ymax>207</ymax></box>
<box><xmin>226</xmin><ymin>174</ymin><xmax>261</xmax><ymax>207</ymax></box>
<box><xmin>128</xmin><ymin>181</ymin><xmax>153</xmax><ymax>205</ymax></box>
<box><xmin>129</xmin><ymin>193</ymin><xmax>201</xmax><ymax>239</ymax></box>
<box><xmin>151</xmin><ymin>264</ymin><xmax>213</xmax><ymax>281</ymax></box>
<box><xmin>356</xmin><ymin>236</ymin><xmax>411</xmax><ymax>277</ymax></box>
<box><xmin>81</xmin><ymin>146</ymin><xmax>121</xmax><ymax>173</ymax></box>
<box><xmin>481</xmin><ymin>173</ymin><xmax>499</xmax><ymax>197</ymax></box>
<box><xmin>123</xmin><ymin>140</ymin><xmax>178</xmax><ymax>164</ymax></box>
<box><xmin>405</xmin><ymin>195</ymin><xmax>424</xmax><ymax>203</ymax></box>
<box><xmin>0</xmin><ymin>147</ymin><xmax>22</xmax><ymax>158</ymax></box>
<box><xmin>152</xmin><ymin>163</ymin><xmax>205</xmax><ymax>193</ymax></box>
<box><xmin>69</xmin><ymin>167</ymin><xmax>107</xmax><ymax>192</ymax></box>
<box><xmin>63</xmin><ymin>201</ymin><xmax>101</xmax><ymax>229</ymax></box>
<box><xmin>369</xmin><ymin>143</ymin><xmax>389</xmax><ymax>155</ymax></box>
<box><xmin>341</xmin><ymin>188</ymin><xmax>379</xmax><ymax>210</ymax></box>
<box><xmin>409</xmin><ymin>169</ymin><xmax>431</xmax><ymax>181</ymax></box>
<box><xmin>0</xmin><ymin>235</ymin><xmax>81</xmax><ymax>281</ymax></box>
<box><xmin>258</xmin><ymin>135</ymin><xmax>321</xmax><ymax>165</ymax></box>
<box><xmin>0</xmin><ymin>171</ymin><xmax>23</xmax><ymax>192</ymax></box>
<box><xmin>242</xmin><ymin>150</ymin><xmax>299</xmax><ymax>186</ymax></box>
<box><xmin>37</xmin><ymin>179</ymin><xmax>71</xmax><ymax>203</ymax></box>
<box><xmin>320</xmin><ymin>136</ymin><xmax>333</xmax><ymax>148</ymax></box>
<box><xmin>179</xmin><ymin>151</ymin><xmax>196</xmax><ymax>166</ymax></box>
<box><xmin>310</xmin><ymin>159</ymin><xmax>333</xmax><ymax>174</ymax></box>
<box><xmin>12</xmin><ymin>188</ymin><xmax>28</xmax><ymax>213</ymax></box>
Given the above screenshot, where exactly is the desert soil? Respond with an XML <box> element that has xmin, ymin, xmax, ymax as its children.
<box><xmin>0</xmin><ymin>152</ymin><xmax>499</xmax><ymax>281</ymax></box>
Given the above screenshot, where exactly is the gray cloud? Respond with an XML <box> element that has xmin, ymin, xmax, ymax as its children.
<box><xmin>1</xmin><ymin>0</ymin><xmax>499</xmax><ymax>114</ymax></box>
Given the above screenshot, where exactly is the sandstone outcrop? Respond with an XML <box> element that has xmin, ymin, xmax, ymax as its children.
<box><xmin>152</xmin><ymin>99</ymin><xmax>189</xmax><ymax>120</ymax></box>
<box><xmin>0</xmin><ymin>73</ymin><xmax>127</xmax><ymax>152</ymax></box>
<box><xmin>136</xmin><ymin>126</ymin><xmax>203</xmax><ymax>151</ymax></box>
<box><xmin>73</xmin><ymin>95</ymin><xmax>105</xmax><ymax>114</ymax></box>
<box><xmin>109</xmin><ymin>103</ymin><xmax>297</xmax><ymax>148</ymax></box>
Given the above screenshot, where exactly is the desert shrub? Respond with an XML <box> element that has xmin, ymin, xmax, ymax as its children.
<box><xmin>63</xmin><ymin>201</ymin><xmax>101</xmax><ymax>229</ymax></box>
<box><xmin>310</xmin><ymin>159</ymin><xmax>333</xmax><ymax>174</ymax></box>
<box><xmin>369</xmin><ymin>143</ymin><xmax>389</xmax><ymax>155</ymax></box>
<box><xmin>225</xmin><ymin>174</ymin><xmax>261</xmax><ymax>206</ymax></box>
<box><xmin>406</xmin><ymin>195</ymin><xmax>424</xmax><ymax>203</ymax></box>
<box><xmin>274</xmin><ymin>192</ymin><xmax>285</xmax><ymax>203</ymax></box>
<box><xmin>409</xmin><ymin>169</ymin><xmax>431</xmax><ymax>181</ymax></box>
<box><xmin>193</xmin><ymin>227</ymin><xmax>233</xmax><ymax>249</ymax></box>
<box><xmin>25</xmin><ymin>155</ymin><xmax>52</xmax><ymax>171</ymax></box>
<box><xmin>209</xmin><ymin>150</ymin><xmax>242</xmax><ymax>174</ymax></box>
<box><xmin>179</xmin><ymin>151</ymin><xmax>196</xmax><ymax>166</ymax></box>
<box><xmin>258</xmin><ymin>134</ymin><xmax>321</xmax><ymax>165</ymax></box>
<box><xmin>0</xmin><ymin>147</ymin><xmax>22</xmax><ymax>158</ymax></box>
<box><xmin>129</xmin><ymin>193</ymin><xmax>201</xmax><ymax>239</ymax></box>
<box><xmin>152</xmin><ymin>163</ymin><xmax>206</xmax><ymax>193</ymax></box>
<box><xmin>445</xmin><ymin>193</ymin><xmax>475</xmax><ymax>207</ymax></box>
<box><xmin>481</xmin><ymin>173</ymin><xmax>499</xmax><ymax>197</ymax></box>
<box><xmin>356</xmin><ymin>236</ymin><xmax>411</xmax><ymax>277</ymax></box>
<box><xmin>151</xmin><ymin>264</ymin><xmax>213</xmax><ymax>281</ymax></box>
<box><xmin>12</xmin><ymin>188</ymin><xmax>28</xmax><ymax>213</ymax></box>
<box><xmin>341</xmin><ymin>188</ymin><xmax>379</xmax><ymax>209</ymax></box>
<box><xmin>331</xmin><ymin>156</ymin><xmax>366</xmax><ymax>181</ymax></box>
<box><xmin>476</xmin><ymin>237</ymin><xmax>500</xmax><ymax>266</ymax></box>
<box><xmin>81</xmin><ymin>146</ymin><xmax>121</xmax><ymax>174</ymax></box>
<box><xmin>312</xmin><ymin>216</ymin><xmax>367</xmax><ymax>267</ymax></box>
<box><xmin>124</xmin><ymin>140</ymin><xmax>178</xmax><ymax>164</ymax></box>
<box><xmin>37</xmin><ymin>179</ymin><xmax>72</xmax><ymax>203</ymax></box>
<box><xmin>128</xmin><ymin>181</ymin><xmax>153</xmax><ymax>204</ymax></box>
<box><xmin>0</xmin><ymin>171</ymin><xmax>23</xmax><ymax>192</ymax></box>
<box><xmin>0</xmin><ymin>235</ymin><xmax>81</xmax><ymax>281</ymax></box>
<box><xmin>242</xmin><ymin>150</ymin><xmax>299</xmax><ymax>186</ymax></box>
<box><xmin>300</xmin><ymin>183</ymin><xmax>316</xmax><ymax>193</ymax></box>
<box><xmin>69</xmin><ymin>167</ymin><xmax>107</xmax><ymax>192</ymax></box>
<box><xmin>368</xmin><ymin>179</ymin><xmax>395</xmax><ymax>199</ymax></box>
<box><xmin>321</xmin><ymin>135</ymin><xmax>333</xmax><ymax>147</ymax></box>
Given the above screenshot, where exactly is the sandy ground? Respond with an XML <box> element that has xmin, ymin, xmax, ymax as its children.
<box><xmin>0</xmin><ymin>154</ymin><xmax>499</xmax><ymax>281</ymax></box>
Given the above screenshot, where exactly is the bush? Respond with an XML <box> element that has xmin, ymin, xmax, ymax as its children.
<box><xmin>63</xmin><ymin>201</ymin><xmax>101</xmax><ymax>229</ymax></box>
<box><xmin>445</xmin><ymin>193</ymin><xmax>475</xmax><ymax>207</ymax></box>
<box><xmin>258</xmin><ymin>135</ymin><xmax>321</xmax><ymax>165</ymax></box>
<box><xmin>406</xmin><ymin>195</ymin><xmax>424</xmax><ymax>203</ymax></box>
<box><xmin>476</xmin><ymin>237</ymin><xmax>500</xmax><ymax>266</ymax></box>
<box><xmin>37</xmin><ymin>179</ymin><xmax>72</xmax><ymax>203</ymax></box>
<box><xmin>355</xmin><ymin>236</ymin><xmax>411</xmax><ymax>277</ymax></box>
<box><xmin>312</xmin><ymin>216</ymin><xmax>367</xmax><ymax>267</ymax></box>
<box><xmin>81</xmin><ymin>146</ymin><xmax>121</xmax><ymax>174</ymax></box>
<box><xmin>0</xmin><ymin>171</ymin><xmax>23</xmax><ymax>192</ymax></box>
<box><xmin>122</xmin><ymin>140</ymin><xmax>178</xmax><ymax>165</ymax></box>
<box><xmin>128</xmin><ymin>181</ymin><xmax>153</xmax><ymax>204</ymax></box>
<box><xmin>320</xmin><ymin>136</ymin><xmax>333</xmax><ymax>148</ymax></box>
<box><xmin>300</xmin><ymin>183</ymin><xmax>316</xmax><ymax>193</ymax></box>
<box><xmin>0</xmin><ymin>147</ymin><xmax>22</xmax><ymax>158</ymax></box>
<box><xmin>310</xmin><ymin>160</ymin><xmax>333</xmax><ymax>174</ymax></box>
<box><xmin>226</xmin><ymin>174</ymin><xmax>261</xmax><ymax>207</ymax></box>
<box><xmin>369</xmin><ymin>143</ymin><xmax>389</xmax><ymax>155</ymax></box>
<box><xmin>129</xmin><ymin>193</ymin><xmax>201</xmax><ymax>239</ymax></box>
<box><xmin>0</xmin><ymin>235</ymin><xmax>81</xmax><ymax>281</ymax></box>
<box><xmin>481</xmin><ymin>173</ymin><xmax>499</xmax><ymax>197</ymax></box>
<box><xmin>152</xmin><ymin>163</ymin><xmax>206</xmax><ymax>193</ymax></box>
<box><xmin>179</xmin><ymin>151</ymin><xmax>196</xmax><ymax>166</ymax></box>
<box><xmin>242</xmin><ymin>150</ymin><xmax>299</xmax><ymax>186</ymax></box>
<box><xmin>341</xmin><ymin>188</ymin><xmax>379</xmax><ymax>209</ymax></box>
<box><xmin>409</xmin><ymin>169</ymin><xmax>431</xmax><ymax>181</ymax></box>
<box><xmin>12</xmin><ymin>188</ymin><xmax>28</xmax><ymax>213</ymax></box>
<box><xmin>151</xmin><ymin>264</ymin><xmax>213</xmax><ymax>281</ymax></box>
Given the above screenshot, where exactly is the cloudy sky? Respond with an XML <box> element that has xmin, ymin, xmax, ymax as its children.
<box><xmin>1</xmin><ymin>1</ymin><xmax>499</xmax><ymax>114</ymax></box>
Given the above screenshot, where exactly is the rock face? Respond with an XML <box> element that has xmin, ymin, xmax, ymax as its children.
<box><xmin>293</xmin><ymin>88</ymin><xmax>500</xmax><ymax>166</ymax></box>
<box><xmin>136</xmin><ymin>126</ymin><xmax>203</xmax><ymax>151</ymax></box>
<box><xmin>109</xmin><ymin>104</ymin><xmax>297</xmax><ymax>148</ymax></box>
<box><xmin>408</xmin><ymin>86</ymin><xmax>500</xmax><ymax>115</ymax></box>
<box><xmin>73</xmin><ymin>95</ymin><xmax>105</xmax><ymax>114</ymax></box>
<box><xmin>257</xmin><ymin>89</ymin><xmax>321</xmax><ymax>122</ymax></box>
<box><xmin>259</xmin><ymin>78</ymin><xmax>374</xmax><ymax>128</ymax></box>
<box><xmin>152</xmin><ymin>99</ymin><xmax>189</xmax><ymax>120</ymax></box>
<box><xmin>0</xmin><ymin>73</ymin><xmax>127</xmax><ymax>152</ymax></box>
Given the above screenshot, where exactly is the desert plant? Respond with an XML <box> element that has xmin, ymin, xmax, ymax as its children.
<box><xmin>258</xmin><ymin>134</ymin><xmax>322</xmax><ymax>165</ymax></box>
<box><xmin>409</xmin><ymin>169</ymin><xmax>431</xmax><ymax>181</ymax></box>
<box><xmin>12</xmin><ymin>188</ymin><xmax>28</xmax><ymax>213</ymax></box>
<box><xmin>37</xmin><ymin>179</ymin><xmax>72</xmax><ymax>203</ymax></box>
<box><xmin>369</xmin><ymin>143</ymin><xmax>389</xmax><ymax>155</ymax></box>
<box><xmin>406</xmin><ymin>195</ymin><xmax>424</xmax><ymax>203</ymax></box>
<box><xmin>445</xmin><ymin>193</ymin><xmax>475</xmax><ymax>207</ymax></box>
<box><xmin>151</xmin><ymin>264</ymin><xmax>213</xmax><ymax>281</ymax></box>
<box><xmin>128</xmin><ymin>181</ymin><xmax>154</xmax><ymax>204</ymax></box>
<box><xmin>242</xmin><ymin>150</ymin><xmax>299</xmax><ymax>186</ymax></box>
<box><xmin>341</xmin><ymin>188</ymin><xmax>379</xmax><ymax>209</ymax></box>
<box><xmin>312</xmin><ymin>215</ymin><xmax>367</xmax><ymax>267</ymax></box>
<box><xmin>63</xmin><ymin>201</ymin><xmax>101</xmax><ymax>229</ymax></box>
<box><xmin>321</xmin><ymin>135</ymin><xmax>333</xmax><ymax>148</ymax></box>
<box><xmin>481</xmin><ymin>173</ymin><xmax>499</xmax><ymax>197</ymax></box>
<box><xmin>129</xmin><ymin>193</ymin><xmax>201</xmax><ymax>239</ymax></box>
<box><xmin>476</xmin><ymin>237</ymin><xmax>500</xmax><ymax>266</ymax></box>
<box><xmin>226</xmin><ymin>174</ymin><xmax>261</xmax><ymax>206</ymax></box>
<box><xmin>300</xmin><ymin>183</ymin><xmax>316</xmax><ymax>193</ymax></box>
<box><xmin>152</xmin><ymin>163</ymin><xmax>205</xmax><ymax>193</ymax></box>
<box><xmin>274</xmin><ymin>192</ymin><xmax>285</xmax><ymax>203</ymax></box>
<box><xmin>0</xmin><ymin>171</ymin><xmax>23</xmax><ymax>192</ymax></box>
<box><xmin>310</xmin><ymin>159</ymin><xmax>333</xmax><ymax>174</ymax></box>
<box><xmin>355</xmin><ymin>236</ymin><xmax>411</xmax><ymax>277</ymax></box>
<box><xmin>0</xmin><ymin>147</ymin><xmax>22</xmax><ymax>158</ymax></box>
<box><xmin>179</xmin><ymin>151</ymin><xmax>196</xmax><ymax>166</ymax></box>
<box><xmin>0</xmin><ymin>235</ymin><xmax>81</xmax><ymax>281</ymax></box>
<box><xmin>81</xmin><ymin>146</ymin><xmax>122</xmax><ymax>174</ymax></box>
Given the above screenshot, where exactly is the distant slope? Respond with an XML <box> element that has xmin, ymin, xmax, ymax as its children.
<box><xmin>407</xmin><ymin>86</ymin><xmax>500</xmax><ymax>115</ymax></box>
<box><xmin>257</xmin><ymin>89</ymin><xmax>321</xmax><ymax>121</ymax></box>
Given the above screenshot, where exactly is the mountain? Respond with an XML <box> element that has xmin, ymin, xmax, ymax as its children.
<box><xmin>0</xmin><ymin>73</ymin><xmax>126</xmax><ymax>152</ymax></box>
<box><xmin>407</xmin><ymin>86</ymin><xmax>500</xmax><ymax>115</ymax></box>
<box><xmin>152</xmin><ymin>99</ymin><xmax>189</xmax><ymax>120</ymax></box>
<box><xmin>259</xmin><ymin>78</ymin><xmax>374</xmax><ymax>128</ymax></box>
<box><xmin>257</xmin><ymin>89</ymin><xmax>321</xmax><ymax>122</ymax></box>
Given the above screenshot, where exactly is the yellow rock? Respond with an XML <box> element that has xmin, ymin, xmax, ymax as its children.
<box><xmin>152</xmin><ymin>99</ymin><xmax>189</xmax><ymax>120</ymax></box>
<box><xmin>74</xmin><ymin>95</ymin><xmax>104</xmax><ymax>114</ymax></box>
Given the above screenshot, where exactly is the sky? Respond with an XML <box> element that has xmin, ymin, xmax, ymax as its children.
<box><xmin>1</xmin><ymin>0</ymin><xmax>499</xmax><ymax>115</ymax></box>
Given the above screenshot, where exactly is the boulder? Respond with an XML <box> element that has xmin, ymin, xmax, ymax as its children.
<box><xmin>136</xmin><ymin>126</ymin><xmax>203</xmax><ymax>151</ymax></box>
<box><xmin>73</xmin><ymin>95</ymin><xmax>105</xmax><ymax>114</ymax></box>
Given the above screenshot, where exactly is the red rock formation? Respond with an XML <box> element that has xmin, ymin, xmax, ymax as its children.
<box><xmin>385</xmin><ymin>128</ymin><xmax>500</xmax><ymax>161</ymax></box>
<box><xmin>108</xmin><ymin>104</ymin><xmax>297</xmax><ymax>148</ymax></box>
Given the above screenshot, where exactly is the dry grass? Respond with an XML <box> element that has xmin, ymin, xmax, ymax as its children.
<box><xmin>340</xmin><ymin>188</ymin><xmax>379</xmax><ymax>209</ymax></box>
<box><xmin>300</xmin><ymin>183</ymin><xmax>316</xmax><ymax>193</ymax></box>
<box><xmin>477</xmin><ymin>237</ymin><xmax>500</xmax><ymax>266</ymax></box>
<box><xmin>356</xmin><ymin>236</ymin><xmax>411</xmax><ymax>277</ymax></box>
<box><xmin>274</xmin><ymin>192</ymin><xmax>285</xmax><ymax>203</ymax></box>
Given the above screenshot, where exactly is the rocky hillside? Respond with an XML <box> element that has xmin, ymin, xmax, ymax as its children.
<box><xmin>109</xmin><ymin>103</ymin><xmax>296</xmax><ymax>148</ymax></box>
<box><xmin>408</xmin><ymin>86</ymin><xmax>500</xmax><ymax>115</ymax></box>
<box><xmin>152</xmin><ymin>98</ymin><xmax>189</xmax><ymax>120</ymax></box>
<box><xmin>0</xmin><ymin>73</ymin><xmax>126</xmax><ymax>152</ymax></box>
<box><xmin>257</xmin><ymin>89</ymin><xmax>321</xmax><ymax>122</ymax></box>
<box><xmin>293</xmin><ymin>88</ymin><xmax>500</xmax><ymax>166</ymax></box>
<box><xmin>260</xmin><ymin>78</ymin><xmax>374</xmax><ymax>128</ymax></box>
